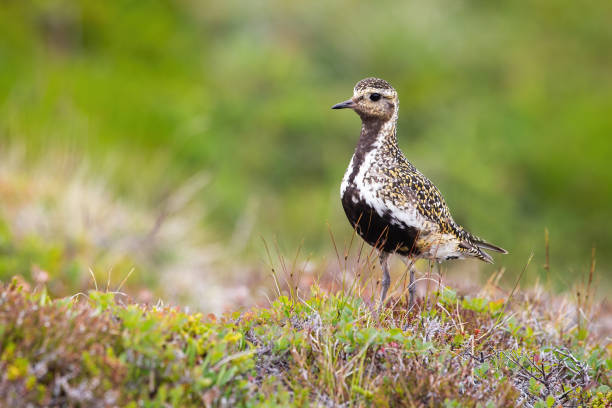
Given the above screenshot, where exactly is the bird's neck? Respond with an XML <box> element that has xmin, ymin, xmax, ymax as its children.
<box><xmin>355</xmin><ymin>115</ymin><xmax>398</xmax><ymax>157</ymax></box>
<box><xmin>343</xmin><ymin>114</ymin><xmax>399</xmax><ymax>189</ymax></box>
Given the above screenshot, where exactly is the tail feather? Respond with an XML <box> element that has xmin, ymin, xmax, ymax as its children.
<box><xmin>458</xmin><ymin>233</ymin><xmax>507</xmax><ymax>264</ymax></box>
<box><xmin>475</xmin><ymin>247</ymin><xmax>494</xmax><ymax>264</ymax></box>
<box><xmin>473</xmin><ymin>239</ymin><xmax>508</xmax><ymax>254</ymax></box>
<box><xmin>458</xmin><ymin>241</ymin><xmax>495</xmax><ymax>263</ymax></box>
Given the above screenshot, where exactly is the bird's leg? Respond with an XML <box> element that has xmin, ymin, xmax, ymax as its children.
<box><xmin>401</xmin><ymin>258</ymin><xmax>417</xmax><ymax>308</ymax></box>
<box><xmin>408</xmin><ymin>265</ymin><xmax>416</xmax><ymax>308</ymax></box>
<box><xmin>379</xmin><ymin>252</ymin><xmax>391</xmax><ymax>312</ymax></box>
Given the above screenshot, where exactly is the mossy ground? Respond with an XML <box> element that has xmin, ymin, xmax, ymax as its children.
<box><xmin>0</xmin><ymin>277</ymin><xmax>609</xmax><ymax>407</ymax></box>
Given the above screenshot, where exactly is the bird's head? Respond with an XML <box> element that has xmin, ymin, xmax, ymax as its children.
<box><xmin>332</xmin><ymin>77</ymin><xmax>398</xmax><ymax>121</ymax></box>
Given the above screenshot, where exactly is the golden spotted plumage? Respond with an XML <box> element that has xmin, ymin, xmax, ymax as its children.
<box><xmin>334</xmin><ymin>77</ymin><xmax>507</xmax><ymax>309</ymax></box>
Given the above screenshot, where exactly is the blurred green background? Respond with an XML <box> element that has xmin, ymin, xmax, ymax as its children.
<box><xmin>1</xmin><ymin>0</ymin><xmax>611</xmax><ymax>301</ymax></box>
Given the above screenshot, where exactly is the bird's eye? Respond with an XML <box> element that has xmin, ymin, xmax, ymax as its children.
<box><xmin>369</xmin><ymin>93</ymin><xmax>381</xmax><ymax>101</ymax></box>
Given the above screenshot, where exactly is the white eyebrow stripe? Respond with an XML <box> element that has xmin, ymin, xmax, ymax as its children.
<box><xmin>353</xmin><ymin>88</ymin><xmax>396</xmax><ymax>98</ymax></box>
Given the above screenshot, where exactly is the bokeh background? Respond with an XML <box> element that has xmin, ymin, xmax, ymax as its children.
<box><xmin>1</xmin><ymin>0</ymin><xmax>610</xmax><ymax>311</ymax></box>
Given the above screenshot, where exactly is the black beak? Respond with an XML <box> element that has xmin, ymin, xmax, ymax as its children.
<box><xmin>331</xmin><ymin>99</ymin><xmax>356</xmax><ymax>110</ymax></box>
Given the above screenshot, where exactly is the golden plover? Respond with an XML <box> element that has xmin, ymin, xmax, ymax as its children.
<box><xmin>333</xmin><ymin>77</ymin><xmax>507</xmax><ymax>309</ymax></box>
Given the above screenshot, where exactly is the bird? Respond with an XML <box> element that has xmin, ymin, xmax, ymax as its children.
<box><xmin>332</xmin><ymin>77</ymin><xmax>507</xmax><ymax>310</ymax></box>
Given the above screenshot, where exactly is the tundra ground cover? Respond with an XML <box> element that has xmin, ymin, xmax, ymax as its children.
<box><xmin>1</xmin><ymin>277</ymin><xmax>609</xmax><ymax>407</ymax></box>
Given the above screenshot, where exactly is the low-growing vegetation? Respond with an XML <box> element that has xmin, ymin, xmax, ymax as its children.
<box><xmin>0</xmin><ymin>277</ymin><xmax>609</xmax><ymax>407</ymax></box>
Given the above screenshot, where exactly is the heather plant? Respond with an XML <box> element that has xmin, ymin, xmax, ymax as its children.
<box><xmin>1</xmin><ymin>273</ymin><xmax>609</xmax><ymax>407</ymax></box>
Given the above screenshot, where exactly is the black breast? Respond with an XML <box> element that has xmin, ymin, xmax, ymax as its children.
<box><xmin>341</xmin><ymin>186</ymin><xmax>421</xmax><ymax>256</ymax></box>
